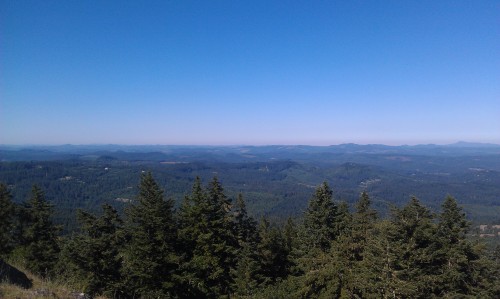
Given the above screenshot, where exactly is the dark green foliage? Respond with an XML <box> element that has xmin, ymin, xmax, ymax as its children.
<box><xmin>434</xmin><ymin>196</ymin><xmax>486</xmax><ymax>297</ymax></box>
<box><xmin>335</xmin><ymin>201</ymin><xmax>352</xmax><ymax>238</ymax></box>
<box><xmin>387</xmin><ymin>197</ymin><xmax>440</xmax><ymax>298</ymax></box>
<box><xmin>232</xmin><ymin>194</ymin><xmax>262</xmax><ymax>296</ymax></box>
<box><xmin>177</xmin><ymin>177</ymin><xmax>237</xmax><ymax>298</ymax></box>
<box><xmin>257</xmin><ymin>217</ymin><xmax>290</xmax><ymax>285</ymax></box>
<box><xmin>283</xmin><ymin>217</ymin><xmax>299</xmax><ymax>271</ymax></box>
<box><xmin>62</xmin><ymin>204</ymin><xmax>124</xmax><ymax>297</ymax></box>
<box><xmin>0</xmin><ymin>183</ymin><xmax>15</xmax><ymax>256</ymax></box>
<box><xmin>349</xmin><ymin>191</ymin><xmax>377</xmax><ymax>262</ymax></box>
<box><xmin>233</xmin><ymin>193</ymin><xmax>259</xmax><ymax>247</ymax></box>
<box><xmin>334</xmin><ymin>191</ymin><xmax>377</xmax><ymax>297</ymax></box>
<box><xmin>301</xmin><ymin>182</ymin><xmax>338</xmax><ymax>252</ymax></box>
<box><xmin>1</xmin><ymin>174</ymin><xmax>499</xmax><ymax>298</ymax></box>
<box><xmin>358</xmin><ymin>219</ymin><xmax>402</xmax><ymax>298</ymax></box>
<box><xmin>121</xmin><ymin>172</ymin><xmax>178</xmax><ymax>297</ymax></box>
<box><xmin>2</xmin><ymin>144</ymin><xmax>500</xmax><ymax>229</ymax></box>
<box><xmin>22</xmin><ymin>185</ymin><xmax>60</xmax><ymax>278</ymax></box>
<box><xmin>232</xmin><ymin>239</ymin><xmax>261</xmax><ymax>297</ymax></box>
<box><xmin>489</xmin><ymin>245</ymin><xmax>500</xmax><ymax>297</ymax></box>
<box><xmin>287</xmin><ymin>182</ymin><xmax>344</xmax><ymax>297</ymax></box>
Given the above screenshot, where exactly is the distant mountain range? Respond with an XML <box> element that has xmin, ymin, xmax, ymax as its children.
<box><xmin>1</xmin><ymin>142</ymin><xmax>500</xmax><ymax>162</ymax></box>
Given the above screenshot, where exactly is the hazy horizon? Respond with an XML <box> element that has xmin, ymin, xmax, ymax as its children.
<box><xmin>2</xmin><ymin>1</ymin><xmax>499</xmax><ymax>145</ymax></box>
<box><xmin>2</xmin><ymin>140</ymin><xmax>499</xmax><ymax>148</ymax></box>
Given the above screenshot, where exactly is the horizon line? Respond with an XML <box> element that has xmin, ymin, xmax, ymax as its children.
<box><xmin>1</xmin><ymin>141</ymin><xmax>500</xmax><ymax>148</ymax></box>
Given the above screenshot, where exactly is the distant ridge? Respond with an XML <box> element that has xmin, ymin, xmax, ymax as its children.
<box><xmin>446</xmin><ymin>141</ymin><xmax>500</xmax><ymax>148</ymax></box>
<box><xmin>1</xmin><ymin>142</ymin><xmax>500</xmax><ymax>163</ymax></box>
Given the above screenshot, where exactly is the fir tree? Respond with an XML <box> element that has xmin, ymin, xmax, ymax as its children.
<box><xmin>489</xmin><ymin>245</ymin><xmax>500</xmax><ymax>298</ymax></box>
<box><xmin>233</xmin><ymin>193</ymin><xmax>258</xmax><ymax>247</ymax></box>
<box><xmin>360</xmin><ymin>219</ymin><xmax>402</xmax><ymax>298</ymax></box>
<box><xmin>388</xmin><ymin>197</ymin><xmax>440</xmax><ymax>298</ymax></box>
<box><xmin>122</xmin><ymin>172</ymin><xmax>178</xmax><ymax>297</ymax></box>
<box><xmin>63</xmin><ymin>204</ymin><xmax>124</xmax><ymax>297</ymax></box>
<box><xmin>232</xmin><ymin>194</ymin><xmax>261</xmax><ymax>296</ymax></box>
<box><xmin>233</xmin><ymin>240</ymin><xmax>261</xmax><ymax>297</ymax></box>
<box><xmin>282</xmin><ymin>216</ymin><xmax>301</xmax><ymax>276</ymax></box>
<box><xmin>351</xmin><ymin>191</ymin><xmax>377</xmax><ymax>262</ymax></box>
<box><xmin>301</xmin><ymin>182</ymin><xmax>338</xmax><ymax>252</ymax></box>
<box><xmin>0</xmin><ymin>183</ymin><xmax>15</xmax><ymax>256</ymax></box>
<box><xmin>435</xmin><ymin>196</ymin><xmax>485</xmax><ymax>297</ymax></box>
<box><xmin>335</xmin><ymin>191</ymin><xmax>377</xmax><ymax>297</ymax></box>
<box><xmin>292</xmin><ymin>183</ymin><xmax>344</xmax><ymax>297</ymax></box>
<box><xmin>23</xmin><ymin>185</ymin><xmax>60</xmax><ymax>278</ymax></box>
<box><xmin>177</xmin><ymin>177</ymin><xmax>237</xmax><ymax>298</ymax></box>
<box><xmin>257</xmin><ymin>217</ymin><xmax>289</xmax><ymax>285</ymax></box>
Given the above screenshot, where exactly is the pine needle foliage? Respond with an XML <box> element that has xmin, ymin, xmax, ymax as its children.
<box><xmin>121</xmin><ymin>172</ymin><xmax>178</xmax><ymax>297</ymax></box>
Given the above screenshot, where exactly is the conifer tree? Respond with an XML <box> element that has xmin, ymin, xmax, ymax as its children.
<box><xmin>335</xmin><ymin>191</ymin><xmax>377</xmax><ymax>297</ymax></box>
<box><xmin>232</xmin><ymin>194</ymin><xmax>261</xmax><ymax>296</ymax></box>
<box><xmin>388</xmin><ymin>197</ymin><xmax>440</xmax><ymax>298</ymax></box>
<box><xmin>292</xmin><ymin>183</ymin><xmax>344</xmax><ymax>297</ymax></box>
<box><xmin>301</xmin><ymin>182</ymin><xmax>338</xmax><ymax>252</ymax></box>
<box><xmin>359</xmin><ymin>219</ymin><xmax>401</xmax><ymax>298</ymax></box>
<box><xmin>0</xmin><ymin>183</ymin><xmax>15</xmax><ymax>256</ymax></box>
<box><xmin>233</xmin><ymin>193</ymin><xmax>258</xmax><ymax>246</ymax></box>
<box><xmin>122</xmin><ymin>172</ymin><xmax>178</xmax><ymax>297</ymax></box>
<box><xmin>283</xmin><ymin>217</ymin><xmax>298</xmax><ymax>255</ymax></box>
<box><xmin>489</xmin><ymin>245</ymin><xmax>500</xmax><ymax>298</ymax></box>
<box><xmin>257</xmin><ymin>217</ymin><xmax>289</xmax><ymax>285</ymax></box>
<box><xmin>351</xmin><ymin>191</ymin><xmax>377</xmax><ymax>262</ymax></box>
<box><xmin>23</xmin><ymin>185</ymin><xmax>60</xmax><ymax>278</ymax></box>
<box><xmin>335</xmin><ymin>200</ymin><xmax>352</xmax><ymax>238</ymax></box>
<box><xmin>177</xmin><ymin>177</ymin><xmax>237</xmax><ymax>298</ymax></box>
<box><xmin>282</xmin><ymin>216</ymin><xmax>301</xmax><ymax>276</ymax></box>
<box><xmin>435</xmin><ymin>196</ymin><xmax>485</xmax><ymax>296</ymax></box>
<box><xmin>63</xmin><ymin>204</ymin><xmax>124</xmax><ymax>297</ymax></box>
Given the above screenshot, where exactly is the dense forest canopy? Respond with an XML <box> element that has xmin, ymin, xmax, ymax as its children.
<box><xmin>1</xmin><ymin>144</ymin><xmax>500</xmax><ymax>230</ymax></box>
<box><xmin>1</xmin><ymin>173</ymin><xmax>500</xmax><ymax>298</ymax></box>
<box><xmin>1</xmin><ymin>144</ymin><xmax>500</xmax><ymax>297</ymax></box>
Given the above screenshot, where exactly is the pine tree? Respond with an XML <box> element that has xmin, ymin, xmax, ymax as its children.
<box><xmin>233</xmin><ymin>240</ymin><xmax>261</xmax><ymax>297</ymax></box>
<box><xmin>350</xmin><ymin>191</ymin><xmax>377</xmax><ymax>262</ymax></box>
<box><xmin>283</xmin><ymin>217</ymin><xmax>298</xmax><ymax>255</ymax></box>
<box><xmin>177</xmin><ymin>177</ymin><xmax>237</xmax><ymax>298</ymax></box>
<box><xmin>335</xmin><ymin>200</ymin><xmax>352</xmax><ymax>238</ymax></box>
<box><xmin>301</xmin><ymin>182</ymin><xmax>338</xmax><ymax>252</ymax></box>
<box><xmin>335</xmin><ymin>191</ymin><xmax>377</xmax><ymax>297</ymax></box>
<box><xmin>63</xmin><ymin>204</ymin><xmax>124</xmax><ymax>297</ymax></box>
<box><xmin>282</xmin><ymin>216</ymin><xmax>301</xmax><ymax>276</ymax></box>
<box><xmin>23</xmin><ymin>185</ymin><xmax>60</xmax><ymax>278</ymax></box>
<box><xmin>435</xmin><ymin>195</ymin><xmax>485</xmax><ymax>297</ymax></box>
<box><xmin>387</xmin><ymin>197</ymin><xmax>440</xmax><ymax>298</ymax></box>
<box><xmin>0</xmin><ymin>183</ymin><xmax>15</xmax><ymax>256</ymax></box>
<box><xmin>359</xmin><ymin>219</ymin><xmax>402</xmax><ymax>298</ymax></box>
<box><xmin>292</xmin><ymin>182</ymin><xmax>344</xmax><ymax>298</ymax></box>
<box><xmin>489</xmin><ymin>245</ymin><xmax>500</xmax><ymax>298</ymax></box>
<box><xmin>233</xmin><ymin>193</ymin><xmax>258</xmax><ymax>247</ymax></box>
<box><xmin>232</xmin><ymin>194</ymin><xmax>261</xmax><ymax>296</ymax></box>
<box><xmin>257</xmin><ymin>217</ymin><xmax>289</xmax><ymax>285</ymax></box>
<box><xmin>122</xmin><ymin>172</ymin><xmax>178</xmax><ymax>297</ymax></box>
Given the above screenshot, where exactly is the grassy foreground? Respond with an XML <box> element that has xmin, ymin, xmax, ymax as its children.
<box><xmin>0</xmin><ymin>261</ymin><xmax>99</xmax><ymax>299</ymax></box>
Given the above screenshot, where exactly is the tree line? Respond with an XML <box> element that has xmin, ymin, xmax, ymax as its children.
<box><xmin>1</xmin><ymin>173</ymin><xmax>500</xmax><ymax>298</ymax></box>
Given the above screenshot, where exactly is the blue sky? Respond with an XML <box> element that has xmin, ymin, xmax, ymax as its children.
<box><xmin>1</xmin><ymin>1</ymin><xmax>499</xmax><ymax>145</ymax></box>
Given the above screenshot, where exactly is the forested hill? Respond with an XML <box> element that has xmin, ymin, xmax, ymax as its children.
<box><xmin>1</xmin><ymin>143</ymin><xmax>500</xmax><ymax>229</ymax></box>
<box><xmin>2</xmin><ymin>142</ymin><xmax>500</xmax><ymax>162</ymax></box>
<box><xmin>1</xmin><ymin>176</ymin><xmax>499</xmax><ymax>298</ymax></box>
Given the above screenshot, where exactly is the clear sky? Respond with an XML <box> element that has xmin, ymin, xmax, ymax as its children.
<box><xmin>1</xmin><ymin>1</ymin><xmax>499</xmax><ymax>145</ymax></box>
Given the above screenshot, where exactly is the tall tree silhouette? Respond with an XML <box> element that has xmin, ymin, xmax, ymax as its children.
<box><xmin>122</xmin><ymin>172</ymin><xmax>178</xmax><ymax>297</ymax></box>
<box><xmin>177</xmin><ymin>177</ymin><xmax>237</xmax><ymax>298</ymax></box>
<box><xmin>23</xmin><ymin>185</ymin><xmax>60</xmax><ymax>277</ymax></box>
